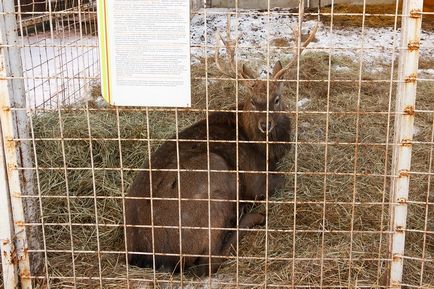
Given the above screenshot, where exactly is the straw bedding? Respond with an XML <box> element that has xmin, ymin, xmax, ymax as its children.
<box><xmin>27</xmin><ymin>51</ymin><xmax>434</xmax><ymax>288</ymax></box>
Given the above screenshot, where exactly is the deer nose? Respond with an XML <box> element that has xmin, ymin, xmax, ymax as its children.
<box><xmin>258</xmin><ymin>120</ymin><xmax>274</xmax><ymax>133</ymax></box>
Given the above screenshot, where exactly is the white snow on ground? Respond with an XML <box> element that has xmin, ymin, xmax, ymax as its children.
<box><xmin>297</xmin><ymin>97</ymin><xmax>310</xmax><ymax>108</ymax></box>
<box><xmin>22</xmin><ymin>8</ymin><xmax>434</xmax><ymax>108</ymax></box>
<box><xmin>420</xmin><ymin>68</ymin><xmax>434</xmax><ymax>78</ymax></box>
<box><xmin>190</xmin><ymin>8</ymin><xmax>434</xmax><ymax>75</ymax></box>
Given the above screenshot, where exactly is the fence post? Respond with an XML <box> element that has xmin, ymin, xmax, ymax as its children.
<box><xmin>0</xmin><ymin>0</ymin><xmax>35</xmax><ymax>288</ymax></box>
<box><xmin>0</xmin><ymin>128</ymin><xmax>18</xmax><ymax>289</ymax></box>
<box><xmin>389</xmin><ymin>0</ymin><xmax>423</xmax><ymax>287</ymax></box>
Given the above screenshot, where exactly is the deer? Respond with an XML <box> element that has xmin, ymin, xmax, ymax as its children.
<box><xmin>125</xmin><ymin>16</ymin><xmax>318</xmax><ymax>276</ymax></box>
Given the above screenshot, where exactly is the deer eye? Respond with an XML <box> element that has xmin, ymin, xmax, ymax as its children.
<box><xmin>274</xmin><ymin>96</ymin><xmax>280</xmax><ymax>105</ymax></box>
<box><xmin>250</xmin><ymin>99</ymin><xmax>256</xmax><ymax>107</ymax></box>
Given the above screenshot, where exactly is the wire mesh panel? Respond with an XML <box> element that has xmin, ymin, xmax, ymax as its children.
<box><xmin>0</xmin><ymin>0</ymin><xmax>433</xmax><ymax>288</ymax></box>
<box><xmin>18</xmin><ymin>0</ymin><xmax>99</xmax><ymax>109</ymax></box>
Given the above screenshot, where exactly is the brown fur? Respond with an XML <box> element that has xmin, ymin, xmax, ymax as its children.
<box><xmin>126</xmin><ymin>62</ymin><xmax>291</xmax><ymax>276</ymax></box>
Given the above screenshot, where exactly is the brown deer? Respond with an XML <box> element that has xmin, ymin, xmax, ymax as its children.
<box><xmin>126</xmin><ymin>18</ymin><xmax>318</xmax><ymax>276</ymax></box>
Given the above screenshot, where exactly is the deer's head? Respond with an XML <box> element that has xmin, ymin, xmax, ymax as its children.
<box><xmin>215</xmin><ymin>16</ymin><xmax>318</xmax><ymax>140</ymax></box>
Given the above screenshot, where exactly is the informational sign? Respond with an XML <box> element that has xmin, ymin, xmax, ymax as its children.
<box><xmin>97</xmin><ymin>0</ymin><xmax>191</xmax><ymax>107</ymax></box>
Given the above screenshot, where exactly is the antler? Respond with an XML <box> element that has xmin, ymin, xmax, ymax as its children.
<box><xmin>215</xmin><ymin>12</ymin><xmax>318</xmax><ymax>81</ymax></box>
<box><xmin>272</xmin><ymin>21</ymin><xmax>319</xmax><ymax>80</ymax></box>
<box><xmin>215</xmin><ymin>15</ymin><xmax>254</xmax><ymax>80</ymax></box>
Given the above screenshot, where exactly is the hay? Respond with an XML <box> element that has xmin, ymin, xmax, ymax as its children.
<box><xmin>305</xmin><ymin>2</ymin><xmax>434</xmax><ymax>31</ymax></box>
<box><xmin>30</xmin><ymin>52</ymin><xmax>434</xmax><ymax>288</ymax></box>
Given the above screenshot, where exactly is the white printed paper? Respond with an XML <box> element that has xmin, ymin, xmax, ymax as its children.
<box><xmin>97</xmin><ymin>0</ymin><xmax>191</xmax><ymax>107</ymax></box>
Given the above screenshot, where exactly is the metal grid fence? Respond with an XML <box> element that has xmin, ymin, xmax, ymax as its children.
<box><xmin>1</xmin><ymin>0</ymin><xmax>433</xmax><ymax>288</ymax></box>
<box><xmin>18</xmin><ymin>0</ymin><xmax>98</xmax><ymax>109</ymax></box>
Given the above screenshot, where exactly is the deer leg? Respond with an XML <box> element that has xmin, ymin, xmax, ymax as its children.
<box><xmin>223</xmin><ymin>212</ymin><xmax>265</xmax><ymax>255</ymax></box>
<box><xmin>206</xmin><ymin>213</ymin><xmax>265</xmax><ymax>274</ymax></box>
<box><xmin>253</xmin><ymin>174</ymin><xmax>285</xmax><ymax>201</ymax></box>
<box><xmin>268</xmin><ymin>173</ymin><xmax>285</xmax><ymax>194</ymax></box>
<box><xmin>189</xmin><ymin>253</ymin><xmax>210</xmax><ymax>277</ymax></box>
<box><xmin>189</xmin><ymin>213</ymin><xmax>265</xmax><ymax>276</ymax></box>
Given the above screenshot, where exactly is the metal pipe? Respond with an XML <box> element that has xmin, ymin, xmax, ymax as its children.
<box><xmin>389</xmin><ymin>0</ymin><xmax>424</xmax><ymax>287</ymax></box>
<box><xmin>0</xmin><ymin>121</ymin><xmax>18</xmax><ymax>289</ymax></box>
<box><xmin>0</xmin><ymin>0</ymin><xmax>35</xmax><ymax>287</ymax></box>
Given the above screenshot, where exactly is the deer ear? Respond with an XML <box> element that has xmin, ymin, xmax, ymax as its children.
<box><xmin>242</xmin><ymin>79</ymin><xmax>256</xmax><ymax>92</ymax></box>
<box><xmin>272</xmin><ymin>61</ymin><xmax>283</xmax><ymax>79</ymax></box>
<box><xmin>275</xmin><ymin>80</ymin><xmax>284</xmax><ymax>94</ymax></box>
<box><xmin>241</xmin><ymin>63</ymin><xmax>255</xmax><ymax>79</ymax></box>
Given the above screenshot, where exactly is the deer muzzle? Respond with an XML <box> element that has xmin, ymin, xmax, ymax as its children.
<box><xmin>258</xmin><ymin>119</ymin><xmax>275</xmax><ymax>134</ymax></box>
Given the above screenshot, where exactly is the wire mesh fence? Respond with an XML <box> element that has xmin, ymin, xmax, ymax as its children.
<box><xmin>0</xmin><ymin>0</ymin><xmax>433</xmax><ymax>288</ymax></box>
<box><xmin>18</xmin><ymin>0</ymin><xmax>98</xmax><ymax>109</ymax></box>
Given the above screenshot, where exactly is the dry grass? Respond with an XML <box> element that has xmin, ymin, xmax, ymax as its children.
<box><xmin>28</xmin><ymin>52</ymin><xmax>434</xmax><ymax>289</ymax></box>
<box><xmin>304</xmin><ymin>3</ymin><xmax>434</xmax><ymax>31</ymax></box>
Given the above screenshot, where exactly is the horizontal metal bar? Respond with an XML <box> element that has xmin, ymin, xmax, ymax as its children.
<box><xmin>25</xmin><ymin>275</ymin><xmax>391</xmax><ymax>289</ymax></box>
<box><xmin>11</xmin><ymin>167</ymin><xmax>400</xmax><ymax>179</ymax></box>
<box><xmin>9</xmin><ymin>138</ymin><xmax>400</xmax><ymax>146</ymax></box>
<box><xmin>26</xmin><ymin>248</ymin><xmax>394</xmax><ymax>261</ymax></box>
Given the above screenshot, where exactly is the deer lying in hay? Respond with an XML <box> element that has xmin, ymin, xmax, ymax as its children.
<box><xmin>126</xmin><ymin>19</ymin><xmax>318</xmax><ymax>276</ymax></box>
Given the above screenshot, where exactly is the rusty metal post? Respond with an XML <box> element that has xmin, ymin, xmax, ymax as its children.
<box><xmin>389</xmin><ymin>0</ymin><xmax>423</xmax><ymax>287</ymax></box>
<box><xmin>0</xmin><ymin>0</ymin><xmax>35</xmax><ymax>288</ymax></box>
<box><xmin>0</xmin><ymin>127</ymin><xmax>18</xmax><ymax>289</ymax></box>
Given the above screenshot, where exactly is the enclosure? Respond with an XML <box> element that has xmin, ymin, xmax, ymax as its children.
<box><xmin>0</xmin><ymin>0</ymin><xmax>433</xmax><ymax>288</ymax></box>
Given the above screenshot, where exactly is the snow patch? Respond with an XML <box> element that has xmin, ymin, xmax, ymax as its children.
<box><xmin>419</xmin><ymin>69</ymin><xmax>434</xmax><ymax>78</ymax></box>
<box><xmin>191</xmin><ymin>8</ymin><xmax>434</xmax><ymax>76</ymax></box>
<box><xmin>413</xmin><ymin>125</ymin><xmax>421</xmax><ymax>137</ymax></box>
<box><xmin>297</xmin><ymin>97</ymin><xmax>310</xmax><ymax>108</ymax></box>
<box><xmin>334</xmin><ymin>65</ymin><xmax>351</xmax><ymax>72</ymax></box>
